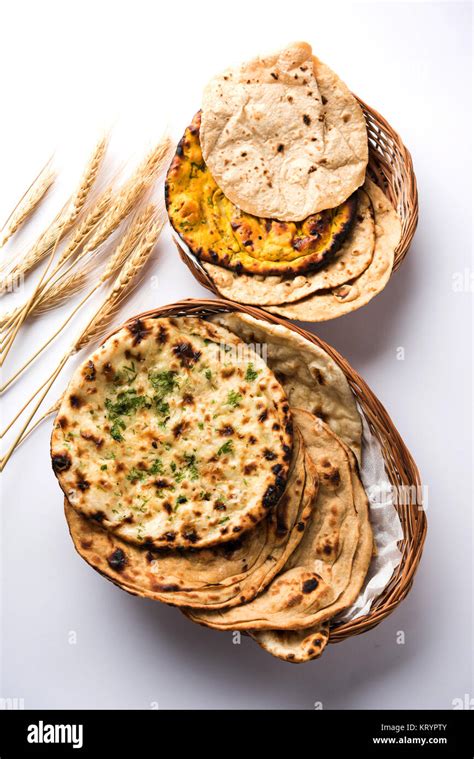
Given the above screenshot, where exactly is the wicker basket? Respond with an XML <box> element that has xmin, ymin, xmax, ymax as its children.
<box><xmin>116</xmin><ymin>298</ymin><xmax>426</xmax><ymax>645</ymax></box>
<box><xmin>174</xmin><ymin>97</ymin><xmax>418</xmax><ymax>305</ymax></box>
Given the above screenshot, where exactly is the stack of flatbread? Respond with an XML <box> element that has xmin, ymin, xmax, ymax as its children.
<box><xmin>166</xmin><ymin>42</ymin><xmax>402</xmax><ymax>321</ymax></box>
<box><xmin>52</xmin><ymin>311</ymin><xmax>374</xmax><ymax>662</ymax></box>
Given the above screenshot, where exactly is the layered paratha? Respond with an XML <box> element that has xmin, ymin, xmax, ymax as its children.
<box><xmin>65</xmin><ymin>430</ymin><xmax>318</xmax><ymax>609</ymax></box>
<box><xmin>51</xmin><ymin>316</ymin><xmax>292</xmax><ymax>550</ymax></box>
<box><xmin>208</xmin><ymin>312</ymin><xmax>362</xmax><ymax>463</ymax></box>
<box><xmin>185</xmin><ymin>410</ymin><xmax>372</xmax><ymax>630</ymax></box>
<box><xmin>268</xmin><ymin>180</ymin><xmax>401</xmax><ymax>321</ymax></box>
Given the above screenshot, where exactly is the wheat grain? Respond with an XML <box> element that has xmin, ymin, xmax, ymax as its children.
<box><xmin>100</xmin><ymin>204</ymin><xmax>156</xmax><ymax>280</ymax></box>
<box><xmin>0</xmin><ymin>163</ymin><xmax>56</xmax><ymax>248</ymax></box>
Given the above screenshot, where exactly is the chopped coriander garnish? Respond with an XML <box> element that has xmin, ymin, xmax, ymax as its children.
<box><xmin>226</xmin><ymin>390</ymin><xmax>242</xmax><ymax>408</ymax></box>
<box><xmin>183</xmin><ymin>452</ymin><xmax>199</xmax><ymax>480</ymax></box>
<box><xmin>205</xmin><ymin>369</ymin><xmax>212</xmax><ymax>381</ymax></box>
<box><xmin>100</xmin><ymin>464</ymin><xmax>107</xmax><ymax>471</ymax></box>
<box><xmin>126</xmin><ymin>467</ymin><xmax>147</xmax><ymax>483</ymax></box>
<box><xmin>149</xmin><ymin>370</ymin><xmax>179</xmax><ymax>396</ymax></box>
<box><xmin>149</xmin><ymin>458</ymin><xmax>164</xmax><ymax>475</ymax></box>
<box><xmin>105</xmin><ymin>390</ymin><xmax>151</xmax><ymax>441</ymax></box>
<box><xmin>245</xmin><ymin>363</ymin><xmax>260</xmax><ymax>382</ymax></box>
<box><xmin>155</xmin><ymin>399</ymin><xmax>170</xmax><ymax>416</ymax></box>
<box><xmin>217</xmin><ymin>440</ymin><xmax>234</xmax><ymax>456</ymax></box>
<box><xmin>114</xmin><ymin>361</ymin><xmax>137</xmax><ymax>385</ymax></box>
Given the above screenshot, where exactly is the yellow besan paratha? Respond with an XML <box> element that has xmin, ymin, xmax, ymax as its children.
<box><xmin>202</xmin><ymin>189</ymin><xmax>375</xmax><ymax>305</ymax></box>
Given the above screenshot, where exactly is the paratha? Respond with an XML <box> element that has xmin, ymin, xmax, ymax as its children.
<box><xmin>200</xmin><ymin>42</ymin><xmax>367</xmax><ymax>220</ymax></box>
<box><xmin>166</xmin><ymin>112</ymin><xmax>357</xmax><ymax>276</ymax></box>
<box><xmin>268</xmin><ymin>180</ymin><xmax>401</xmax><ymax>321</ymax></box>
<box><xmin>185</xmin><ymin>410</ymin><xmax>372</xmax><ymax>630</ymax></box>
<box><xmin>51</xmin><ymin>316</ymin><xmax>292</xmax><ymax>550</ymax></box>
<box><xmin>64</xmin><ymin>429</ymin><xmax>318</xmax><ymax>609</ymax></box>
<box><xmin>208</xmin><ymin>311</ymin><xmax>362</xmax><ymax>463</ymax></box>
<box><xmin>202</xmin><ymin>188</ymin><xmax>374</xmax><ymax>305</ymax></box>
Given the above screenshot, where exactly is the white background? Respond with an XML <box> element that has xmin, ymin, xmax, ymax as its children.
<box><xmin>0</xmin><ymin>0</ymin><xmax>472</xmax><ymax>710</ymax></box>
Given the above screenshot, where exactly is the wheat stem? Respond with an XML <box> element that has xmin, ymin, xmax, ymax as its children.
<box><xmin>13</xmin><ymin>400</ymin><xmax>61</xmax><ymax>451</ymax></box>
<box><xmin>0</xmin><ymin>354</ymin><xmax>70</xmax><ymax>469</ymax></box>
<box><xmin>0</xmin><ymin>230</ymin><xmax>62</xmax><ymax>365</ymax></box>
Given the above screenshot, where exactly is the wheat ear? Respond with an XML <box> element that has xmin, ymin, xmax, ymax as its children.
<box><xmin>0</xmin><ymin>137</ymin><xmax>110</xmax><ymax>363</ymax></box>
<box><xmin>0</xmin><ymin>187</ymin><xmax>114</xmax><ymax>338</ymax></box>
<box><xmin>17</xmin><ymin>135</ymin><xmax>171</xmax><ymax>323</ymax></box>
<box><xmin>0</xmin><ymin>162</ymin><xmax>56</xmax><ymax>248</ymax></box>
<box><xmin>0</xmin><ymin>135</ymin><xmax>108</xmax><ymax>293</ymax></box>
<box><xmin>0</xmin><ymin>218</ymin><xmax>163</xmax><ymax>469</ymax></box>
<box><xmin>0</xmin><ymin>205</ymin><xmax>158</xmax><ymax>393</ymax></box>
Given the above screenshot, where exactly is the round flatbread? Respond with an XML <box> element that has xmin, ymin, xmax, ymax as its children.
<box><xmin>51</xmin><ymin>316</ymin><xmax>292</xmax><ymax>550</ymax></box>
<box><xmin>208</xmin><ymin>311</ymin><xmax>362</xmax><ymax>464</ymax></box>
<box><xmin>202</xmin><ymin>188</ymin><xmax>375</xmax><ymax>305</ymax></box>
<box><xmin>268</xmin><ymin>180</ymin><xmax>401</xmax><ymax>321</ymax></box>
<box><xmin>200</xmin><ymin>42</ymin><xmax>368</xmax><ymax>220</ymax></box>
<box><xmin>185</xmin><ymin>410</ymin><xmax>373</xmax><ymax>631</ymax></box>
<box><xmin>250</xmin><ymin>623</ymin><xmax>330</xmax><ymax>663</ymax></box>
<box><xmin>65</xmin><ymin>429</ymin><xmax>318</xmax><ymax>609</ymax></box>
<box><xmin>166</xmin><ymin>112</ymin><xmax>357</xmax><ymax>277</ymax></box>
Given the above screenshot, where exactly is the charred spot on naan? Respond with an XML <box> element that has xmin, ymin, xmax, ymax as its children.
<box><xmin>166</xmin><ymin>112</ymin><xmax>358</xmax><ymax>276</ymax></box>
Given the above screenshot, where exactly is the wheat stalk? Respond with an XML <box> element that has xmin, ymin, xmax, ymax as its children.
<box><xmin>75</xmin><ymin>217</ymin><xmax>164</xmax><ymax>350</ymax></box>
<box><xmin>0</xmin><ymin>217</ymin><xmax>164</xmax><ymax>469</ymax></box>
<box><xmin>0</xmin><ymin>141</ymin><xmax>110</xmax><ymax>363</ymax></box>
<box><xmin>3</xmin><ymin>136</ymin><xmax>170</xmax><ymax>338</ymax></box>
<box><xmin>0</xmin><ymin>135</ymin><xmax>108</xmax><ymax>293</ymax></box>
<box><xmin>14</xmin><ymin>398</ymin><xmax>62</xmax><ymax>451</ymax></box>
<box><xmin>0</xmin><ymin>162</ymin><xmax>56</xmax><ymax>248</ymax></box>
<box><xmin>0</xmin><ymin>187</ymin><xmax>114</xmax><ymax>338</ymax></box>
<box><xmin>0</xmin><ymin>205</ymin><xmax>160</xmax><ymax>393</ymax></box>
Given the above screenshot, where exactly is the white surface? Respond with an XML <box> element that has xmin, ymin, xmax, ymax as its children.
<box><xmin>1</xmin><ymin>0</ymin><xmax>472</xmax><ymax>710</ymax></box>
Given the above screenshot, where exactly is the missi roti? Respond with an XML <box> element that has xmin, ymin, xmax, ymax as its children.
<box><xmin>51</xmin><ymin>316</ymin><xmax>292</xmax><ymax>550</ymax></box>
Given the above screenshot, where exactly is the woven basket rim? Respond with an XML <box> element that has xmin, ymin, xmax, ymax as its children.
<box><xmin>171</xmin><ymin>96</ymin><xmax>419</xmax><ymax>318</ymax></box>
<box><xmin>102</xmin><ymin>298</ymin><xmax>427</xmax><ymax>643</ymax></box>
